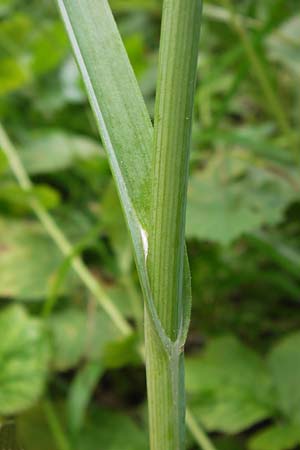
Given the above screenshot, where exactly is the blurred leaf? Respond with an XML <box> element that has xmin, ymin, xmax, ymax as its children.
<box><xmin>266</xmin><ymin>15</ymin><xmax>300</xmax><ymax>76</ymax></box>
<box><xmin>0</xmin><ymin>421</ymin><xmax>22</xmax><ymax>450</ymax></box>
<box><xmin>17</xmin><ymin>404</ymin><xmax>61</xmax><ymax>450</ymax></box>
<box><xmin>102</xmin><ymin>332</ymin><xmax>141</xmax><ymax>368</ymax></box>
<box><xmin>185</xmin><ymin>336</ymin><xmax>275</xmax><ymax>433</ymax></box>
<box><xmin>76</xmin><ymin>408</ymin><xmax>148</xmax><ymax>450</ymax></box>
<box><xmin>186</xmin><ymin>151</ymin><xmax>298</xmax><ymax>245</ymax></box>
<box><xmin>268</xmin><ymin>332</ymin><xmax>300</xmax><ymax>424</ymax></box>
<box><xmin>0</xmin><ymin>305</ymin><xmax>49</xmax><ymax>415</ymax></box>
<box><xmin>47</xmin><ymin>308</ymin><xmax>121</xmax><ymax>371</ymax></box>
<box><xmin>0</xmin><ymin>150</ymin><xmax>8</xmax><ymax>173</ymax></box>
<box><xmin>0</xmin><ymin>183</ymin><xmax>60</xmax><ymax>213</ymax></box>
<box><xmin>47</xmin><ymin>308</ymin><xmax>87</xmax><ymax>371</ymax></box>
<box><xmin>249</xmin><ymin>423</ymin><xmax>300</xmax><ymax>450</ymax></box>
<box><xmin>0</xmin><ymin>14</ymin><xmax>32</xmax><ymax>48</ymax></box>
<box><xmin>29</xmin><ymin>21</ymin><xmax>69</xmax><ymax>75</ymax></box>
<box><xmin>0</xmin><ymin>58</ymin><xmax>28</xmax><ymax>95</ymax></box>
<box><xmin>19</xmin><ymin>130</ymin><xmax>104</xmax><ymax>175</ymax></box>
<box><xmin>0</xmin><ymin>0</ymin><xmax>16</xmax><ymax>15</ymax></box>
<box><xmin>0</xmin><ymin>217</ymin><xmax>75</xmax><ymax>300</ymax></box>
<box><xmin>0</xmin><ymin>16</ymin><xmax>68</xmax><ymax>95</ymax></box>
<box><xmin>67</xmin><ymin>360</ymin><xmax>103</xmax><ymax>433</ymax></box>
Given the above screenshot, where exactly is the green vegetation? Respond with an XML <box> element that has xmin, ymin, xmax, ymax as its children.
<box><xmin>0</xmin><ymin>1</ymin><xmax>299</xmax><ymax>450</ymax></box>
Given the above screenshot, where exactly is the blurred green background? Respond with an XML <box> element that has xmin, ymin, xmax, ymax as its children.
<box><xmin>0</xmin><ymin>0</ymin><xmax>300</xmax><ymax>449</ymax></box>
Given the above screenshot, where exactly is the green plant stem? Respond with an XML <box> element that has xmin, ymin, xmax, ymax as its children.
<box><xmin>186</xmin><ymin>410</ymin><xmax>217</xmax><ymax>450</ymax></box>
<box><xmin>219</xmin><ymin>0</ymin><xmax>295</xmax><ymax>154</ymax></box>
<box><xmin>145</xmin><ymin>1</ymin><xmax>202</xmax><ymax>449</ymax></box>
<box><xmin>0</xmin><ymin>123</ymin><xmax>131</xmax><ymax>337</ymax></box>
<box><xmin>42</xmin><ymin>400</ymin><xmax>71</xmax><ymax>450</ymax></box>
<box><xmin>0</xmin><ymin>123</ymin><xmax>217</xmax><ymax>450</ymax></box>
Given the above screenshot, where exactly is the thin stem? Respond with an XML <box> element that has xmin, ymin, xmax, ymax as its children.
<box><xmin>0</xmin><ymin>123</ymin><xmax>217</xmax><ymax>450</ymax></box>
<box><xmin>186</xmin><ymin>410</ymin><xmax>217</xmax><ymax>450</ymax></box>
<box><xmin>145</xmin><ymin>1</ymin><xmax>202</xmax><ymax>449</ymax></box>
<box><xmin>42</xmin><ymin>400</ymin><xmax>72</xmax><ymax>450</ymax></box>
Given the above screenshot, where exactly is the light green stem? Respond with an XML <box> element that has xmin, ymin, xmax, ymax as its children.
<box><xmin>145</xmin><ymin>1</ymin><xmax>202</xmax><ymax>449</ymax></box>
<box><xmin>186</xmin><ymin>410</ymin><xmax>217</xmax><ymax>450</ymax></box>
<box><xmin>42</xmin><ymin>400</ymin><xmax>71</xmax><ymax>450</ymax></box>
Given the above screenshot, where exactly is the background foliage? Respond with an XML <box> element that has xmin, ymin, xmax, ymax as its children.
<box><xmin>0</xmin><ymin>0</ymin><xmax>299</xmax><ymax>449</ymax></box>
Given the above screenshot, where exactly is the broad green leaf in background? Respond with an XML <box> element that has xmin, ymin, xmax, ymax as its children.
<box><xmin>29</xmin><ymin>21</ymin><xmax>68</xmax><ymax>75</ymax></box>
<box><xmin>17</xmin><ymin>404</ymin><xmax>63</xmax><ymax>450</ymax></box>
<box><xmin>102</xmin><ymin>332</ymin><xmax>140</xmax><ymax>368</ymax></box>
<box><xmin>0</xmin><ymin>0</ymin><xmax>16</xmax><ymax>15</ymax></box>
<box><xmin>185</xmin><ymin>336</ymin><xmax>275</xmax><ymax>433</ymax></box>
<box><xmin>266</xmin><ymin>15</ymin><xmax>300</xmax><ymax>77</ymax></box>
<box><xmin>186</xmin><ymin>150</ymin><xmax>299</xmax><ymax>245</ymax></box>
<box><xmin>47</xmin><ymin>308</ymin><xmax>121</xmax><ymax>371</ymax></box>
<box><xmin>249</xmin><ymin>423</ymin><xmax>300</xmax><ymax>450</ymax></box>
<box><xmin>76</xmin><ymin>408</ymin><xmax>148</xmax><ymax>450</ymax></box>
<box><xmin>0</xmin><ymin>305</ymin><xmax>49</xmax><ymax>415</ymax></box>
<box><xmin>0</xmin><ymin>14</ymin><xmax>31</xmax><ymax>47</ymax></box>
<box><xmin>0</xmin><ymin>183</ymin><xmax>60</xmax><ymax>213</ymax></box>
<box><xmin>47</xmin><ymin>308</ymin><xmax>87</xmax><ymax>371</ymax></box>
<box><xmin>0</xmin><ymin>58</ymin><xmax>28</xmax><ymax>96</ymax></box>
<box><xmin>17</xmin><ymin>130</ymin><xmax>104</xmax><ymax>175</ymax></box>
<box><xmin>0</xmin><ymin>218</ymin><xmax>75</xmax><ymax>300</ymax></box>
<box><xmin>0</xmin><ymin>420</ymin><xmax>22</xmax><ymax>450</ymax></box>
<box><xmin>0</xmin><ymin>14</ymin><xmax>69</xmax><ymax>95</ymax></box>
<box><xmin>0</xmin><ymin>15</ymin><xmax>31</xmax><ymax>93</ymax></box>
<box><xmin>268</xmin><ymin>332</ymin><xmax>300</xmax><ymax>424</ymax></box>
<box><xmin>66</xmin><ymin>332</ymin><xmax>140</xmax><ymax>433</ymax></box>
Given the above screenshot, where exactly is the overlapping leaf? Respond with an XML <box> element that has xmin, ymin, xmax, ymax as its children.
<box><xmin>47</xmin><ymin>307</ymin><xmax>121</xmax><ymax>371</ymax></box>
<box><xmin>185</xmin><ymin>336</ymin><xmax>275</xmax><ymax>433</ymax></box>
<box><xmin>76</xmin><ymin>408</ymin><xmax>148</xmax><ymax>450</ymax></box>
<box><xmin>186</xmin><ymin>150</ymin><xmax>299</xmax><ymax>245</ymax></box>
<box><xmin>268</xmin><ymin>332</ymin><xmax>300</xmax><ymax>424</ymax></box>
<box><xmin>56</xmin><ymin>0</ymin><xmax>191</xmax><ymax>347</ymax></box>
<box><xmin>0</xmin><ymin>218</ymin><xmax>75</xmax><ymax>300</ymax></box>
<box><xmin>249</xmin><ymin>423</ymin><xmax>300</xmax><ymax>450</ymax></box>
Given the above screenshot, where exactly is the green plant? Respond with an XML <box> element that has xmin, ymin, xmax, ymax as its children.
<box><xmin>1</xmin><ymin>1</ymin><xmax>298</xmax><ymax>450</ymax></box>
<box><xmin>55</xmin><ymin>0</ymin><xmax>201</xmax><ymax>448</ymax></box>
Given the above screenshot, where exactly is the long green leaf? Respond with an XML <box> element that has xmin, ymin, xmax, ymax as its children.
<box><xmin>56</xmin><ymin>0</ymin><xmax>152</xmax><ymax>226</ymax></box>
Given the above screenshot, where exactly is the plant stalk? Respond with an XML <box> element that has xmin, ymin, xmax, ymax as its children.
<box><xmin>145</xmin><ymin>1</ymin><xmax>202</xmax><ymax>449</ymax></box>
